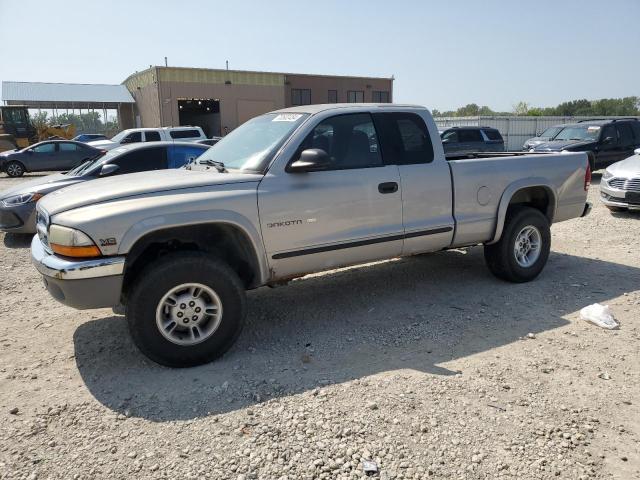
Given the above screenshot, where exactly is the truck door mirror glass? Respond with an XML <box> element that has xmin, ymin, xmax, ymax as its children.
<box><xmin>288</xmin><ymin>148</ymin><xmax>331</xmax><ymax>173</ymax></box>
<box><xmin>603</xmin><ymin>136</ymin><xmax>614</xmax><ymax>145</ymax></box>
<box><xmin>99</xmin><ymin>163</ymin><xmax>119</xmax><ymax>176</ymax></box>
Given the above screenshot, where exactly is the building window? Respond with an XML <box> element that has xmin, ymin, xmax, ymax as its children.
<box><xmin>372</xmin><ymin>91</ymin><xmax>390</xmax><ymax>103</ymax></box>
<box><xmin>328</xmin><ymin>90</ymin><xmax>338</xmax><ymax>103</ymax></box>
<box><xmin>347</xmin><ymin>91</ymin><xmax>364</xmax><ymax>103</ymax></box>
<box><xmin>291</xmin><ymin>88</ymin><xmax>311</xmax><ymax>106</ymax></box>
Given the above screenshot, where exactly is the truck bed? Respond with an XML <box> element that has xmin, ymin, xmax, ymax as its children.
<box><xmin>447</xmin><ymin>151</ymin><xmax>589</xmax><ymax>247</ymax></box>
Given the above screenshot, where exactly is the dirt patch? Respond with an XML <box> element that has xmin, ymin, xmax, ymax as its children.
<box><xmin>0</xmin><ymin>173</ymin><xmax>638</xmax><ymax>479</ymax></box>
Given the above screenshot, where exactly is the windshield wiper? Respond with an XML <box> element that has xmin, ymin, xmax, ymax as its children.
<box><xmin>199</xmin><ymin>159</ymin><xmax>227</xmax><ymax>173</ymax></box>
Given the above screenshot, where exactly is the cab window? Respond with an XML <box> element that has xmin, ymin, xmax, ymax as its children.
<box><xmin>295</xmin><ymin>113</ymin><xmax>382</xmax><ymax>170</ymax></box>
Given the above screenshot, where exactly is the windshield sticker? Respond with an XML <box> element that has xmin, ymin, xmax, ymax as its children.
<box><xmin>273</xmin><ymin>113</ymin><xmax>303</xmax><ymax>122</ymax></box>
<box><xmin>587</xmin><ymin>126</ymin><xmax>601</xmax><ymax>131</ymax></box>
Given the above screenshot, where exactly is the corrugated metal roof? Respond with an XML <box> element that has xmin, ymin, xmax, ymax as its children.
<box><xmin>1</xmin><ymin>81</ymin><xmax>135</xmax><ymax>103</ymax></box>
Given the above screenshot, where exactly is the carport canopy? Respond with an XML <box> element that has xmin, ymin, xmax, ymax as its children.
<box><xmin>1</xmin><ymin>81</ymin><xmax>134</xmax><ymax>109</ymax></box>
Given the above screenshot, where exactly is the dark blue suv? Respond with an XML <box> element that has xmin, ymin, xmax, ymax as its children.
<box><xmin>440</xmin><ymin>127</ymin><xmax>505</xmax><ymax>156</ymax></box>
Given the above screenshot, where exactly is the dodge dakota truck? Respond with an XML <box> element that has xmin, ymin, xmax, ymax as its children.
<box><xmin>31</xmin><ymin>104</ymin><xmax>592</xmax><ymax>367</ymax></box>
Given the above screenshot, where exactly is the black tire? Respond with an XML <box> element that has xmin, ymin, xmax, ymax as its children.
<box><xmin>5</xmin><ymin>161</ymin><xmax>25</xmax><ymax>177</ymax></box>
<box><xmin>484</xmin><ymin>206</ymin><xmax>551</xmax><ymax>283</ymax></box>
<box><xmin>127</xmin><ymin>252</ymin><xmax>246</xmax><ymax>367</ymax></box>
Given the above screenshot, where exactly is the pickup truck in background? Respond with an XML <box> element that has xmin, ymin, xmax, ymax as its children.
<box><xmin>88</xmin><ymin>126</ymin><xmax>207</xmax><ymax>151</ymax></box>
<box><xmin>31</xmin><ymin>104</ymin><xmax>592</xmax><ymax>367</ymax></box>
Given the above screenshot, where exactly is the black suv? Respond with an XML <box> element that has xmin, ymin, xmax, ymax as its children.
<box><xmin>440</xmin><ymin>126</ymin><xmax>505</xmax><ymax>155</ymax></box>
<box><xmin>532</xmin><ymin>118</ymin><xmax>640</xmax><ymax>170</ymax></box>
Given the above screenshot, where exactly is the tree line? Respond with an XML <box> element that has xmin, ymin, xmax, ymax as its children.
<box><xmin>432</xmin><ymin>97</ymin><xmax>640</xmax><ymax>117</ymax></box>
<box><xmin>29</xmin><ymin>110</ymin><xmax>120</xmax><ymax>135</ymax></box>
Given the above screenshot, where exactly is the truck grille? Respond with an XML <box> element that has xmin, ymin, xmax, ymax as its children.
<box><xmin>608</xmin><ymin>177</ymin><xmax>640</xmax><ymax>192</ymax></box>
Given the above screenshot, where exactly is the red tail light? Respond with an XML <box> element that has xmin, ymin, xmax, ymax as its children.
<box><xmin>584</xmin><ymin>162</ymin><xmax>591</xmax><ymax>191</ymax></box>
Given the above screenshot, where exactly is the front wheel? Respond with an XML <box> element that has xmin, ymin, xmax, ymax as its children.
<box><xmin>484</xmin><ymin>207</ymin><xmax>551</xmax><ymax>283</ymax></box>
<box><xmin>127</xmin><ymin>252</ymin><xmax>246</xmax><ymax>367</ymax></box>
<box><xmin>5</xmin><ymin>161</ymin><xmax>25</xmax><ymax>177</ymax></box>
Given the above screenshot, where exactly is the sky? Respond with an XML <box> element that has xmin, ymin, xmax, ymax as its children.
<box><xmin>1</xmin><ymin>0</ymin><xmax>638</xmax><ymax>112</ymax></box>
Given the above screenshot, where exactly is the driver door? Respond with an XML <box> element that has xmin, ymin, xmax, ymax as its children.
<box><xmin>258</xmin><ymin>113</ymin><xmax>403</xmax><ymax>280</ymax></box>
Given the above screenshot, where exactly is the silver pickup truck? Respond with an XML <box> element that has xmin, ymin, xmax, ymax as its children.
<box><xmin>31</xmin><ymin>104</ymin><xmax>592</xmax><ymax>367</ymax></box>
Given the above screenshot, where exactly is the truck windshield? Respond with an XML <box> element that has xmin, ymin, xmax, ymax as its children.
<box><xmin>196</xmin><ymin>113</ymin><xmax>309</xmax><ymax>172</ymax></box>
<box><xmin>553</xmin><ymin>126</ymin><xmax>600</xmax><ymax>141</ymax></box>
<box><xmin>540</xmin><ymin>126</ymin><xmax>562</xmax><ymax>139</ymax></box>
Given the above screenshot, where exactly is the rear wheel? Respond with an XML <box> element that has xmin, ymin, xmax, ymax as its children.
<box><xmin>5</xmin><ymin>161</ymin><xmax>25</xmax><ymax>177</ymax></box>
<box><xmin>484</xmin><ymin>206</ymin><xmax>551</xmax><ymax>283</ymax></box>
<box><xmin>127</xmin><ymin>252</ymin><xmax>246</xmax><ymax>367</ymax></box>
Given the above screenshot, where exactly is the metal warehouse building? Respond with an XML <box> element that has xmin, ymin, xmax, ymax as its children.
<box><xmin>122</xmin><ymin>67</ymin><xmax>393</xmax><ymax>137</ymax></box>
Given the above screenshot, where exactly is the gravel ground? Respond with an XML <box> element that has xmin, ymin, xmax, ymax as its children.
<box><xmin>0</xmin><ymin>172</ymin><xmax>638</xmax><ymax>480</ymax></box>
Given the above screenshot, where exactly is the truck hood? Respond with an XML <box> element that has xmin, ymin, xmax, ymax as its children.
<box><xmin>87</xmin><ymin>139</ymin><xmax>118</xmax><ymax>150</ymax></box>
<box><xmin>39</xmin><ymin>168</ymin><xmax>264</xmax><ymax>215</ymax></box>
<box><xmin>0</xmin><ymin>173</ymin><xmax>85</xmax><ymax>199</ymax></box>
<box><xmin>533</xmin><ymin>139</ymin><xmax>595</xmax><ymax>152</ymax></box>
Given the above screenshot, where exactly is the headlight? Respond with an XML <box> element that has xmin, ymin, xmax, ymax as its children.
<box><xmin>1</xmin><ymin>192</ymin><xmax>44</xmax><ymax>206</ymax></box>
<box><xmin>48</xmin><ymin>224</ymin><xmax>101</xmax><ymax>258</ymax></box>
<box><xmin>602</xmin><ymin>170</ymin><xmax>613</xmax><ymax>180</ymax></box>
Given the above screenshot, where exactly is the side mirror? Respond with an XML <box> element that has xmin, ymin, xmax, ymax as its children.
<box><xmin>288</xmin><ymin>148</ymin><xmax>331</xmax><ymax>173</ymax></box>
<box><xmin>603</xmin><ymin>136</ymin><xmax>614</xmax><ymax>145</ymax></box>
<box><xmin>99</xmin><ymin>164</ymin><xmax>119</xmax><ymax>176</ymax></box>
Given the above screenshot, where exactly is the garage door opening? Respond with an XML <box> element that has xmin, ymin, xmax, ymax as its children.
<box><xmin>178</xmin><ymin>99</ymin><xmax>220</xmax><ymax>138</ymax></box>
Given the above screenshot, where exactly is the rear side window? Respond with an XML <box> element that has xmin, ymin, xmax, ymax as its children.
<box><xmin>482</xmin><ymin>129</ymin><xmax>503</xmax><ymax>141</ymax></box>
<box><xmin>616</xmin><ymin>123</ymin><xmax>634</xmax><ymax>147</ymax></box>
<box><xmin>169</xmin><ymin>145</ymin><xmax>208</xmax><ymax>168</ymax></box>
<box><xmin>145</xmin><ymin>131</ymin><xmax>161</xmax><ymax>142</ymax></box>
<box><xmin>58</xmin><ymin>143</ymin><xmax>78</xmax><ymax>151</ymax></box>
<box><xmin>458</xmin><ymin>129</ymin><xmax>483</xmax><ymax>142</ymax></box>
<box><xmin>373</xmin><ymin>112</ymin><xmax>434</xmax><ymax>164</ymax></box>
<box><xmin>110</xmin><ymin>147</ymin><xmax>168</xmax><ymax>174</ymax></box>
<box><xmin>170</xmin><ymin>129</ymin><xmax>201</xmax><ymax>139</ymax></box>
<box><xmin>630</xmin><ymin>122</ymin><xmax>640</xmax><ymax>141</ymax></box>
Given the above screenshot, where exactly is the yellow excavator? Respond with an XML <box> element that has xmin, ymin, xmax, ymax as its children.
<box><xmin>0</xmin><ymin>106</ymin><xmax>76</xmax><ymax>153</ymax></box>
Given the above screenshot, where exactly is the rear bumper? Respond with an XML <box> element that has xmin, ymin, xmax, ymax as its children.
<box><xmin>31</xmin><ymin>235</ymin><xmax>125</xmax><ymax>309</ymax></box>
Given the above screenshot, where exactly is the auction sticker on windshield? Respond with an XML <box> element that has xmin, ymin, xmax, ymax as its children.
<box><xmin>588</xmin><ymin>126</ymin><xmax>601</xmax><ymax>131</ymax></box>
<box><xmin>273</xmin><ymin>114</ymin><xmax>304</xmax><ymax>122</ymax></box>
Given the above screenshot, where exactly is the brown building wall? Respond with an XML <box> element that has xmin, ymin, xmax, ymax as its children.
<box><xmin>156</xmin><ymin>81</ymin><xmax>285</xmax><ymax>132</ymax></box>
<box><xmin>123</xmin><ymin>67</ymin><xmax>394</xmax><ymax>133</ymax></box>
<box><xmin>284</xmin><ymin>74</ymin><xmax>393</xmax><ymax>106</ymax></box>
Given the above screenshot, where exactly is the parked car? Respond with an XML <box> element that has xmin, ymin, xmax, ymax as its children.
<box><xmin>532</xmin><ymin>119</ymin><xmax>640</xmax><ymax>170</ymax></box>
<box><xmin>197</xmin><ymin>137</ymin><xmax>223</xmax><ymax>146</ymax></box>
<box><xmin>0</xmin><ymin>140</ymin><xmax>102</xmax><ymax>177</ymax></box>
<box><xmin>30</xmin><ymin>104</ymin><xmax>591</xmax><ymax>367</ymax></box>
<box><xmin>0</xmin><ymin>142</ymin><xmax>208</xmax><ymax>234</ymax></box>
<box><xmin>599</xmin><ymin>147</ymin><xmax>640</xmax><ymax>212</ymax></box>
<box><xmin>440</xmin><ymin>126</ymin><xmax>505</xmax><ymax>155</ymax></box>
<box><xmin>522</xmin><ymin>125</ymin><xmax>563</xmax><ymax>150</ymax></box>
<box><xmin>89</xmin><ymin>127</ymin><xmax>207</xmax><ymax>151</ymax></box>
<box><xmin>73</xmin><ymin>133</ymin><xmax>108</xmax><ymax>143</ymax></box>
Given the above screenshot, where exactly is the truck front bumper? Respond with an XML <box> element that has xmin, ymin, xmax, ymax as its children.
<box><xmin>31</xmin><ymin>235</ymin><xmax>125</xmax><ymax>309</ymax></box>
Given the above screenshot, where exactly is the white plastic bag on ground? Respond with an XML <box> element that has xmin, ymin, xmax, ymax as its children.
<box><xmin>579</xmin><ymin>303</ymin><xmax>619</xmax><ymax>330</ymax></box>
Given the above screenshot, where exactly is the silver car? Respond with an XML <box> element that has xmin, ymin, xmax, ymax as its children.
<box><xmin>600</xmin><ymin>148</ymin><xmax>640</xmax><ymax>211</ymax></box>
<box><xmin>522</xmin><ymin>125</ymin><xmax>563</xmax><ymax>150</ymax></box>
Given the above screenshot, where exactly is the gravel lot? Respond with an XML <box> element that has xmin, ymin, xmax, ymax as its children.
<box><xmin>0</xmin><ymin>172</ymin><xmax>638</xmax><ymax>480</ymax></box>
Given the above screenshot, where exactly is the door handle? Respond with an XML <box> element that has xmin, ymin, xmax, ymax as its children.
<box><xmin>378</xmin><ymin>182</ymin><xmax>398</xmax><ymax>194</ymax></box>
